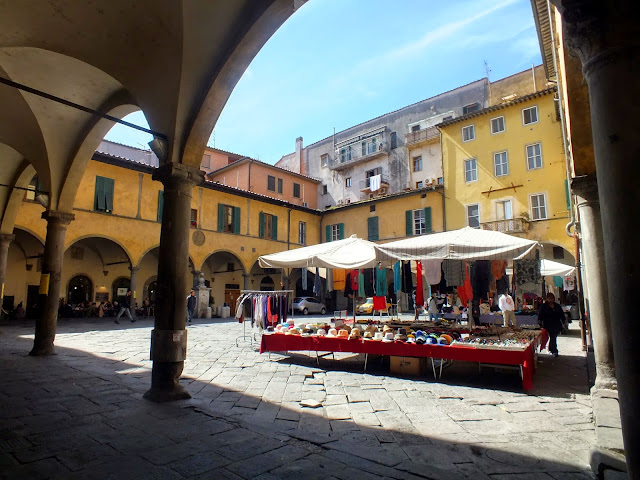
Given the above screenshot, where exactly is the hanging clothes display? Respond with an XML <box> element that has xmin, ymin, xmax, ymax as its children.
<box><xmin>363</xmin><ymin>268</ymin><xmax>375</xmax><ymax>297</ymax></box>
<box><xmin>422</xmin><ymin>259</ymin><xmax>442</xmax><ymax>285</ymax></box>
<box><xmin>514</xmin><ymin>258</ymin><xmax>541</xmax><ymax>286</ymax></box>
<box><xmin>415</xmin><ymin>261</ymin><xmax>424</xmax><ymax>307</ymax></box>
<box><xmin>349</xmin><ymin>270</ymin><xmax>359</xmax><ymax>291</ymax></box>
<box><xmin>496</xmin><ymin>275</ymin><xmax>509</xmax><ymax>295</ymax></box>
<box><xmin>326</xmin><ymin>268</ymin><xmax>333</xmax><ymax>293</ymax></box>
<box><xmin>313</xmin><ymin>268</ymin><xmax>321</xmax><ymax>295</ymax></box>
<box><xmin>457</xmin><ymin>263</ymin><xmax>473</xmax><ymax>306</ymax></box>
<box><xmin>443</xmin><ymin>259</ymin><xmax>465</xmax><ymax>287</ymax></box>
<box><xmin>563</xmin><ymin>276</ymin><xmax>575</xmax><ymax>291</ymax></box>
<box><xmin>393</xmin><ymin>261</ymin><xmax>402</xmax><ymax>294</ymax></box>
<box><xmin>471</xmin><ymin>260</ymin><xmax>492</xmax><ymax>300</ymax></box>
<box><xmin>333</xmin><ymin>269</ymin><xmax>346</xmax><ymax>291</ymax></box>
<box><xmin>236</xmin><ymin>291</ymin><xmax>289</xmax><ymax>330</ymax></box>
<box><xmin>373</xmin><ymin>296</ymin><xmax>386</xmax><ymax>311</ymax></box>
<box><xmin>375</xmin><ymin>264</ymin><xmax>386</xmax><ymax>296</ymax></box>
<box><xmin>553</xmin><ymin>276</ymin><xmax>564</xmax><ymax>288</ymax></box>
<box><xmin>402</xmin><ymin>261</ymin><xmax>413</xmax><ymax>293</ymax></box>
<box><xmin>358</xmin><ymin>270</ymin><xmax>365</xmax><ymax>298</ymax></box>
<box><xmin>301</xmin><ymin>268</ymin><xmax>308</xmax><ymax>290</ymax></box>
<box><xmin>491</xmin><ymin>260</ymin><xmax>507</xmax><ymax>280</ymax></box>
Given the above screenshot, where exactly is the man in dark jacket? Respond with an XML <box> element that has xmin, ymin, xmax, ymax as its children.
<box><xmin>187</xmin><ymin>290</ymin><xmax>197</xmax><ymax>324</ymax></box>
<box><xmin>538</xmin><ymin>292</ymin><xmax>564</xmax><ymax>357</ymax></box>
<box><xmin>114</xmin><ymin>290</ymin><xmax>134</xmax><ymax>324</ymax></box>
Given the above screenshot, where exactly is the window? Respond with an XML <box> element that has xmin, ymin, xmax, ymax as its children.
<box><xmin>463</xmin><ymin>103</ymin><xmax>480</xmax><ymax>114</ymax></box>
<box><xmin>416</xmin><ymin>181</ymin><xmax>424</xmax><ymax>189</ymax></box>
<box><xmin>298</xmin><ymin>221</ymin><xmax>306</xmax><ymax>245</ymax></box>
<box><xmin>157</xmin><ymin>191</ymin><xmax>164</xmax><ymax>222</ymax></box>
<box><xmin>367</xmin><ymin>216</ymin><xmax>379</xmax><ymax>241</ymax></box>
<box><xmin>405</xmin><ymin>208</ymin><xmax>432</xmax><ymax>236</ymax></box>
<box><xmin>462</xmin><ymin>125</ymin><xmax>475</xmax><ymax>142</ymax></box>
<box><xmin>553</xmin><ymin>246</ymin><xmax>565</xmax><ymax>259</ymax></box>
<box><xmin>361</xmin><ymin>137</ymin><xmax>377</xmax><ymax>155</ymax></box>
<box><xmin>464</xmin><ymin>158</ymin><xmax>477</xmax><ymax>182</ymax></box>
<box><xmin>340</xmin><ymin>146</ymin><xmax>352</xmax><ymax>163</ymax></box>
<box><xmin>345</xmin><ymin>177</ymin><xmax>352</xmax><ymax>188</ymax></box>
<box><xmin>321</xmin><ymin>154</ymin><xmax>328</xmax><ymax>167</ymax></box>
<box><xmin>24</xmin><ymin>175</ymin><xmax>39</xmax><ymax>201</ymax></box>
<box><xmin>530</xmin><ymin>193</ymin><xmax>547</xmax><ymax>220</ymax></box>
<box><xmin>523</xmin><ymin>106</ymin><xmax>538</xmax><ymax>125</ymax></box>
<box><xmin>326</xmin><ymin>223</ymin><xmax>344</xmax><ymax>242</ymax></box>
<box><xmin>94</xmin><ymin>176</ymin><xmax>114</xmax><ymax>213</ymax></box>
<box><xmin>277</xmin><ymin>178</ymin><xmax>283</xmax><ymax>194</ymax></box>
<box><xmin>322</xmin><ymin>184</ymin><xmax>328</xmax><ymax>195</ymax></box>
<box><xmin>217</xmin><ymin>204</ymin><xmax>241</xmax><ymax>233</ymax></box>
<box><xmin>413</xmin><ymin>156</ymin><xmax>423</xmax><ymax>172</ymax></box>
<box><xmin>495</xmin><ymin>199</ymin><xmax>513</xmax><ymax>220</ymax></box>
<box><xmin>526</xmin><ymin>143</ymin><xmax>543</xmax><ymax>170</ymax></box>
<box><xmin>259</xmin><ymin>212</ymin><xmax>278</xmax><ymax>240</ymax></box>
<box><xmin>293</xmin><ymin>183</ymin><xmax>301</xmax><ymax>198</ymax></box>
<box><xmin>467</xmin><ymin>204</ymin><xmax>480</xmax><ymax>228</ymax></box>
<box><xmin>490</xmin><ymin>116</ymin><xmax>505</xmax><ymax>134</ymax></box>
<box><xmin>201</xmin><ymin>153</ymin><xmax>211</xmax><ymax>169</ymax></box>
<box><xmin>267</xmin><ymin>175</ymin><xmax>276</xmax><ymax>191</ymax></box>
<box><xmin>390</xmin><ymin>132</ymin><xmax>397</xmax><ymax>149</ymax></box>
<box><xmin>494</xmin><ymin>151</ymin><xmax>509</xmax><ymax>177</ymax></box>
<box><xmin>370</xmin><ymin>205</ymin><xmax>376</xmax><ymax>213</ymax></box>
<box><xmin>411</xmin><ymin>125</ymin><xmax>420</xmax><ymax>132</ymax></box>
<box><xmin>437</xmin><ymin>177</ymin><xmax>444</xmax><ymax>185</ymax></box>
<box><xmin>190</xmin><ymin>209</ymin><xmax>198</xmax><ymax>228</ymax></box>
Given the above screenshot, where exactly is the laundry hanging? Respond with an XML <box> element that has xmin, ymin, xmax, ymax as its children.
<box><xmin>422</xmin><ymin>259</ymin><xmax>442</xmax><ymax>285</ymax></box>
<box><xmin>375</xmin><ymin>264</ymin><xmax>386</xmax><ymax>296</ymax></box>
<box><xmin>415</xmin><ymin>261</ymin><xmax>424</xmax><ymax>307</ymax></box>
<box><xmin>393</xmin><ymin>261</ymin><xmax>402</xmax><ymax>294</ymax></box>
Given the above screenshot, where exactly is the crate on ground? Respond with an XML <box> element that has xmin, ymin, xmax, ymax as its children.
<box><xmin>390</xmin><ymin>356</ymin><xmax>424</xmax><ymax>376</ymax></box>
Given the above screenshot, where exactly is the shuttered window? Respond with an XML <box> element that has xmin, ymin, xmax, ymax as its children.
<box><xmin>94</xmin><ymin>176</ymin><xmax>114</xmax><ymax>213</ymax></box>
<box><xmin>326</xmin><ymin>223</ymin><xmax>344</xmax><ymax>242</ymax></box>
<box><xmin>405</xmin><ymin>207</ymin><xmax>432</xmax><ymax>235</ymax></box>
<box><xmin>367</xmin><ymin>216</ymin><xmax>379</xmax><ymax>241</ymax></box>
<box><xmin>217</xmin><ymin>203</ymin><xmax>241</xmax><ymax>233</ymax></box>
<box><xmin>259</xmin><ymin>212</ymin><xmax>278</xmax><ymax>240</ymax></box>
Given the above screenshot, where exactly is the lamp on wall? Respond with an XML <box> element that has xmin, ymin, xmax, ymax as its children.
<box><xmin>103</xmin><ymin>270</ymin><xmax>109</xmax><ymax>276</ymax></box>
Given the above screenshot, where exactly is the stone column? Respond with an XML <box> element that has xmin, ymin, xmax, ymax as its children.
<box><xmin>242</xmin><ymin>273</ymin><xmax>250</xmax><ymax>291</ymax></box>
<box><xmin>129</xmin><ymin>265</ymin><xmax>139</xmax><ymax>313</ymax></box>
<box><xmin>561</xmin><ymin>1</ymin><xmax>640</xmax><ymax>474</ymax></box>
<box><xmin>144</xmin><ymin>163</ymin><xmax>203</xmax><ymax>402</ymax></box>
<box><xmin>572</xmin><ymin>175</ymin><xmax>616</xmax><ymax>389</ymax></box>
<box><xmin>0</xmin><ymin>233</ymin><xmax>15</xmax><ymax>302</ymax></box>
<box><xmin>30</xmin><ymin>211</ymin><xmax>74</xmax><ymax>356</ymax></box>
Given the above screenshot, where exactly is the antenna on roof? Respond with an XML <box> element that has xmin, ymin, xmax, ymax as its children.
<box><xmin>483</xmin><ymin>60</ymin><xmax>491</xmax><ymax>80</ymax></box>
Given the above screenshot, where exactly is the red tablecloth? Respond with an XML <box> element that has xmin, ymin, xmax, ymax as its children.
<box><xmin>260</xmin><ymin>329</ymin><xmax>549</xmax><ymax>390</ymax></box>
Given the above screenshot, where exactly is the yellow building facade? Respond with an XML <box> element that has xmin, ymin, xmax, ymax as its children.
<box><xmin>441</xmin><ymin>87</ymin><xmax>574</xmax><ymax>261</ymax></box>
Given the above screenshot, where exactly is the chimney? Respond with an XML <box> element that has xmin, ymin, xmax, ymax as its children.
<box><xmin>295</xmin><ymin>137</ymin><xmax>306</xmax><ymax>175</ymax></box>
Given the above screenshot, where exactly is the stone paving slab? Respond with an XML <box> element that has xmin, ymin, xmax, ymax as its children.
<box><xmin>0</xmin><ymin>317</ymin><xmax>600</xmax><ymax>478</ymax></box>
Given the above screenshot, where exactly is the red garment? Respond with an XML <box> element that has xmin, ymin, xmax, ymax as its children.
<box><xmin>457</xmin><ymin>263</ymin><xmax>473</xmax><ymax>306</ymax></box>
<box><xmin>373</xmin><ymin>296</ymin><xmax>387</xmax><ymax>311</ymax></box>
<box><xmin>349</xmin><ymin>270</ymin><xmax>359</xmax><ymax>291</ymax></box>
<box><xmin>491</xmin><ymin>260</ymin><xmax>507</xmax><ymax>280</ymax></box>
<box><xmin>415</xmin><ymin>261</ymin><xmax>424</xmax><ymax>307</ymax></box>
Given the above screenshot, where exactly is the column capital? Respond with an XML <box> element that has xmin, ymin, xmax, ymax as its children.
<box><xmin>557</xmin><ymin>0</ymin><xmax>640</xmax><ymax>76</ymax></box>
<box><xmin>41</xmin><ymin>210</ymin><xmax>74</xmax><ymax>226</ymax></box>
<box><xmin>152</xmin><ymin>163</ymin><xmax>204</xmax><ymax>188</ymax></box>
<box><xmin>571</xmin><ymin>174</ymin><xmax>599</xmax><ymax>203</ymax></box>
<box><xmin>0</xmin><ymin>233</ymin><xmax>15</xmax><ymax>246</ymax></box>
<box><xmin>129</xmin><ymin>265</ymin><xmax>140</xmax><ymax>273</ymax></box>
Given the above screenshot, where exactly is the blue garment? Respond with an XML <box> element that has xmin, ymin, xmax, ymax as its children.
<box><xmin>393</xmin><ymin>261</ymin><xmax>402</xmax><ymax>293</ymax></box>
<box><xmin>302</xmin><ymin>268</ymin><xmax>308</xmax><ymax>290</ymax></box>
<box><xmin>314</xmin><ymin>268</ymin><xmax>321</xmax><ymax>295</ymax></box>
<box><xmin>375</xmin><ymin>265</ymin><xmax>386</xmax><ymax>296</ymax></box>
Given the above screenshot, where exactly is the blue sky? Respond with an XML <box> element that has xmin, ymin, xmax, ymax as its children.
<box><xmin>105</xmin><ymin>0</ymin><xmax>542</xmax><ymax>163</ymax></box>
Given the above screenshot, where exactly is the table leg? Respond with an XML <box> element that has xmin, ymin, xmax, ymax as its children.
<box><xmin>364</xmin><ymin>353</ymin><xmax>368</xmax><ymax>372</ymax></box>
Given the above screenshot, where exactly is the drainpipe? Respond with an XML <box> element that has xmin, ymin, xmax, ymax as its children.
<box><xmin>287</xmin><ymin>207</ymin><xmax>292</xmax><ymax>250</ymax></box>
<box><xmin>247</xmin><ymin>158</ymin><xmax>254</xmax><ymax>192</ymax></box>
<box><xmin>438</xmin><ymin>127</ymin><xmax>447</xmax><ymax>232</ymax></box>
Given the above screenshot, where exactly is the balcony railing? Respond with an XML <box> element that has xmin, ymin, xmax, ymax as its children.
<box><xmin>405</xmin><ymin>126</ymin><xmax>440</xmax><ymax>146</ymax></box>
<box><xmin>359</xmin><ymin>174</ymin><xmax>389</xmax><ymax>191</ymax></box>
<box><xmin>328</xmin><ymin>142</ymin><xmax>389</xmax><ymax>170</ymax></box>
<box><xmin>481</xmin><ymin>218</ymin><xmax>529</xmax><ymax>234</ymax></box>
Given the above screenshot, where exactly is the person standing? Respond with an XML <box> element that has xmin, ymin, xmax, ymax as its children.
<box><xmin>187</xmin><ymin>290</ymin><xmax>197</xmax><ymax>324</ymax></box>
<box><xmin>538</xmin><ymin>292</ymin><xmax>565</xmax><ymax>357</ymax></box>
<box><xmin>427</xmin><ymin>294</ymin><xmax>439</xmax><ymax>321</ymax></box>
<box><xmin>499</xmin><ymin>291</ymin><xmax>516</xmax><ymax>327</ymax></box>
<box><xmin>114</xmin><ymin>290</ymin><xmax>134</xmax><ymax>324</ymax></box>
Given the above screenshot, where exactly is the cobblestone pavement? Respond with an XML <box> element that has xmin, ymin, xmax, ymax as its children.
<box><xmin>0</xmin><ymin>316</ymin><xmax>596</xmax><ymax>479</ymax></box>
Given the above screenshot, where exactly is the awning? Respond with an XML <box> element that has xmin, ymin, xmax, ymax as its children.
<box><xmin>375</xmin><ymin>227</ymin><xmax>539</xmax><ymax>262</ymax></box>
<box><xmin>540</xmin><ymin>259</ymin><xmax>575</xmax><ymax>277</ymax></box>
<box><xmin>259</xmin><ymin>235</ymin><xmax>379</xmax><ymax>270</ymax></box>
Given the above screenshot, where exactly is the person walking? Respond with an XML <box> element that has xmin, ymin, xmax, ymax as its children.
<box><xmin>499</xmin><ymin>291</ymin><xmax>516</xmax><ymax>327</ymax></box>
<box><xmin>114</xmin><ymin>290</ymin><xmax>135</xmax><ymax>324</ymax></box>
<box><xmin>187</xmin><ymin>290</ymin><xmax>197</xmax><ymax>324</ymax></box>
<box><xmin>538</xmin><ymin>292</ymin><xmax>565</xmax><ymax>357</ymax></box>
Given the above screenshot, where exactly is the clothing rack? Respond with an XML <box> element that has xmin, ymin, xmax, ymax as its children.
<box><xmin>236</xmin><ymin>290</ymin><xmax>294</xmax><ymax>347</ymax></box>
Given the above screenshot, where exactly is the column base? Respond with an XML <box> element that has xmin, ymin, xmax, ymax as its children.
<box><xmin>143</xmin><ymin>361</ymin><xmax>191</xmax><ymax>403</ymax></box>
<box><xmin>28</xmin><ymin>341</ymin><xmax>55</xmax><ymax>356</ymax></box>
<box><xmin>143</xmin><ymin>385</ymin><xmax>191</xmax><ymax>403</ymax></box>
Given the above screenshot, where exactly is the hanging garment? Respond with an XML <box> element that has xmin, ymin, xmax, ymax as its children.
<box><xmin>496</xmin><ymin>274</ymin><xmax>510</xmax><ymax>295</ymax></box>
<box><xmin>422</xmin><ymin>259</ymin><xmax>442</xmax><ymax>285</ymax></box>
<box><xmin>344</xmin><ymin>271</ymin><xmax>353</xmax><ymax>297</ymax></box>
<box><xmin>358</xmin><ymin>270</ymin><xmax>366</xmax><ymax>298</ymax></box>
<box><xmin>553</xmin><ymin>276</ymin><xmax>564</xmax><ymax>288</ymax></box>
<box><xmin>373</xmin><ymin>296</ymin><xmax>386</xmax><ymax>311</ymax></box>
<box><xmin>491</xmin><ymin>260</ymin><xmax>507</xmax><ymax>280</ymax></box>
<box><xmin>363</xmin><ymin>268</ymin><xmax>375</xmax><ymax>297</ymax></box>
<box><xmin>402</xmin><ymin>261</ymin><xmax>413</xmax><ymax>293</ymax></box>
<box><xmin>302</xmin><ymin>268</ymin><xmax>308</xmax><ymax>290</ymax></box>
<box><xmin>369</xmin><ymin>174</ymin><xmax>381</xmax><ymax>192</ymax></box>
<box><xmin>313</xmin><ymin>268</ymin><xmax>321</xmax><ymax>295</ymax></box>
<box><xmin>471</xmin><ymin>260</ymin><xmax>492</xmax><ymax>301</ymax></box>
<box><xmin>415</xmin><ymin>261</ymin><xmax>424</xmax><ymax>307</ymax></box>
<box><xmin>563</xmin><ymin>276</ymin><xmax>575</xmax><ymax>291</ymax></box>
<box><xmin>393</xmin><ymin>261</ymin><xmax>402</xmax><ymax>294</ymax></box>
<box><xmin>349</xmin><ymin>270</ymin><xmax>359</xmax><ymax>291</ymax></box>
<box><xmin>326</xmin><ymin>269</ymin><xmax>333</xmax><ymax>293</ymax></box>
<box><xmin>281</xmin><ymin>294</ymin><xmax>288</xmax><ymax>323</ymax></box>
<box><xmin>333</xmin><ymin>269</ymin><xmax>346</xmax><ymax>291</ymax></box>
<box><xmin>514</xmin><ymin>259</ymin><xmax>541</xmax><ymax>286</ymax></box>
<box><xmin>443</xmin><ymin>259</ymin><xmax>465</xmax><ymax>287</ymax></box>
<box><xmin>375</xmin><ymin>264</ymin><xmax>386</xmax><ymax>296</ymax></box>
<box><xmin>457</xmin><ymin>263</ymin><xmax>473</xmax><ymax>307</ymax></box>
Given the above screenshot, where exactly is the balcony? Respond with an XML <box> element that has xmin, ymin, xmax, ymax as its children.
<box><xmin>405</xmin><ymin>126</ymin><xmax>440</xmax><ymax>146</ymax></box>
<box><xmin>328</xmin><ymin>142</ymin><xmax>389</xmax><ymax>170</ymax></box>
<box><xmin>359</xmin><ymin>174</ymin><xmax>389</xmax><ymax>192</ymax></box>
<box><xmin>481</xmin><ymin>218</ymin><xmax>529</xmax><ymax>234</ymax></box>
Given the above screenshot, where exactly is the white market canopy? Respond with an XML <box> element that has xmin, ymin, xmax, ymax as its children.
<box><xmin>375</xmin><ymin>227</ymin><xmax>540</xmax><ymax>262</ymax></box>
<box><xmin>539</xmin><ymin>259</ymin><xmax>575</xmax><ymax>277</ymax></box>
<box><xmin>258</xmin><ymin>235</ymin><xmax>379</xmax><ymax>270</ymax></box>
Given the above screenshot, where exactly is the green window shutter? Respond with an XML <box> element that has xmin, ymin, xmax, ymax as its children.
<box><xmin>259</xmin><ymin>212</ymin><xmax>265</xmax><ymax>238</ymax></box>
<box><xmin>95</xmin><ymin>176</ymin><xmax>105</xmax><ymax>210</ymax></box>
<box><xmin>406</xmin><ymin>210</ymin><xmax>413</xmax><ymax>236</ymax></box>
<box><xmin>104</xmin><ymin>177</ymin><xmax>114</xmax><ymax>212</ymax></box>
<box><xmin>424</xmin><ymin>207</ymin><xmax>432</xmax><ymax>233</ymax></box>
<box><xmin>157</xmin><ymin>191</ymin><xmax>164</xmax><ymax>222</ymax></box>
<box><xmin>564</xmin><ymin>179</ymin><xmax>571</xmax><ymax>210</ymax></box>
<box><xmin>368</xmin><ymin>216</ymin><xmax>379</xmax><ymax>241</ymax></box>
<box><xmin>326</xmin><ymin>225</ymin><xmax>331</xmax><ymax>242</ymax></box>
<box><xmin>338</xmin><ymin>223</ymin><xmax>344</xmax><ymax>240</ymax></box>
<box><xmin>217</xmin><ymin>204</ymin><xmax>225</xmax><ymax>231</ymax></box>
<box><xmin>272</xmin><ymin>216</ymin><xmax>278</xmax><ymax>240</ymax></box>
<box><xmin>233</xmin><ymin>207</ymin><xmax>241</xmax><ymax>234</ymax></box>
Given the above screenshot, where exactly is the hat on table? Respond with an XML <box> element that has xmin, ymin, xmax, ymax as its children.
<box><xmin>374</xmin><ymin>332</ymin><xmax>384</xmax><ymax>341</ymax></box>
<box><xmin>338</xmin><ymin>329</ymin><xmax>349</xmax><ymax>338</ymax></box>
<box><xmin>383</xmin><ymin>332</ymin><xmax>395</xmax><ymax>342</ymax></box>
<box><xmin>327</xmin><ymin>328</ymin><xmax>338</xmax><ymax>337</ymax></box>
<box><xmin>317</xmin><ymin>328</ymin><xmax>327</xmax><ymax>336</ymax></box>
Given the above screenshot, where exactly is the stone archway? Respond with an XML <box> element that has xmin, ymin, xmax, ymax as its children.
<box><xmin>6</xmin><ymin>227</ymin><xmax>45</xmax><ymax>317</ymax></box>
<box><xmin>200</xmin><ymin>251</ymin><xmax>246</xmax><ymax>312</ymax></box>
<box><xmin>67</xmin><ymin>274</ymin><xmax>93</xmax><ymax>305</ymax></box>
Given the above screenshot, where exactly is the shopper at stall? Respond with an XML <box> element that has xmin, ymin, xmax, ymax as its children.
<box><xmin>538</xmin><ymin>292</ymin><xmax>564</xmax><ymax>357</ymax></box>
<box><xmin>498</xmin><ymin>291</ymin><xmax>516</xmax><ymax>327</ymax></box>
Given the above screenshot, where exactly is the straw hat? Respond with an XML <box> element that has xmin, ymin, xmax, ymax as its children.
<box><xmin>327</xmin><ymin>328</ymin><xmax>337</xmax><ymax>337</ymax></box>
<box><xmin>382</xmin><ymin>332</ymin><xmax>395</xmax><ymax>343</ymax></box>
<box><xmin>317</xmin><ymin>328</ymin><xmax>327</xmax><ymax>336</ymax></box>
<box><xmin>374</xmin><ymin>332</ymin><xmax>384</xmax><ymax>341</ymax></box>
<box><xmin>338</xmin><ymin>329</ymin><xmax>349</xmax><ymax>338</ymax></box>
<box><xmin>363</xmin><ymin>331</ymin><xmax>373</xmax><ymax>339</ymax></box>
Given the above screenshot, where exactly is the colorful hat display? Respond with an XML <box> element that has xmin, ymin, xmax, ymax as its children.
<box><xmin>425</xmin><ymin>336</ymin><xmax>437</xmax><ymax>344</ymax></box>
<box><xmin>349</xmin><ymin>329</ymin><xmax>361</xmax><ymax>339</ymax></box>
<box><xmin>374</xmin><ymin>332</ymin><xmax>384</xmax><ymax>341</ymax></box>
<box><xmin>317</xmin><ymin>328</ymin><xmax>327</xmax><ymax>336</ymax></box>
<box><xmin>363</xmin><ymin>331</ymin><xmax>373</xmax><ymax>339</ymax></box>
<box><xmin>437</xmin><ymin>336</ymin><xmax>448</xmax><ymax>345</ymax></box>
<box><xmin>440</xmin><ymin>334</ymin><xmax>453</xmax><ymax>344</ymax></box>
<box><xmin>327</xmin><ymin>328</ymin><xmax>338</xmax><ymax>337</ymax></box>
<box><xmin>383</xmin><ymin>332</ymin><xmax>395</xmax><ymax>342</ymax></box>
<box><xmin>338</xmin><ymin>329</ymin><xmax>349</xmax><ymax>338</ymax></box>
